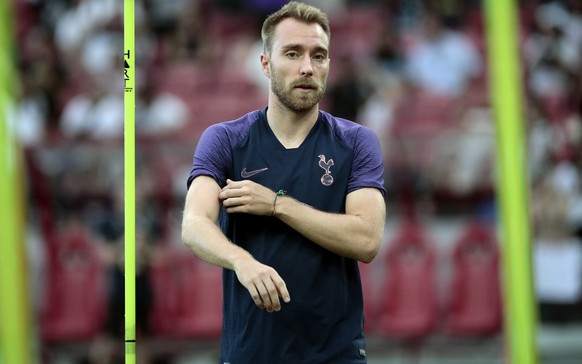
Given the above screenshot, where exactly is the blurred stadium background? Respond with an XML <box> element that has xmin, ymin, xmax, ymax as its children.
<box><xmin>2</xmin><ymin>0</ymin><xmax>582</xmax><ymax>363</ymax></box>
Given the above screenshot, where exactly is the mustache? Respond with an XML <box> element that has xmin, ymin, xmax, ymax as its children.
<box><xmin>291</xmin><ymin>79</ymin><xmax>320</xmax><ymax>89</ymax></box>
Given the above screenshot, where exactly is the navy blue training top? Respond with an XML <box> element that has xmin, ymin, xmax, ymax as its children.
<box><xmin>188</xmin><ymin>109</ymin><xmax>385</xmax><ymax>364</ymax></box>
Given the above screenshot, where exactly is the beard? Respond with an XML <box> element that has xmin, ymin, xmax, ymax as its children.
<box><xmin>270</xmin><ymin>65</ymin><xmax>327</xmax><ymax>112</ymax></box>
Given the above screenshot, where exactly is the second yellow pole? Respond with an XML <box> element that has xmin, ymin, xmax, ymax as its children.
<box><xmin>483</xmin><ymin>0</ymin><xmax>538</xmax><ymax>363</ymax></box>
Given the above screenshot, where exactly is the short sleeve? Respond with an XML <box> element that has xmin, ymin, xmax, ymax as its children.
<box><xmin>187</xmin><ymin>124</ymin><xmax>232</xmax><ymax>189</ymax></box>
<box><xmin>347</xmin><ymin>126</ymin><xmax>386</xmax><ymax>196</ymax></box>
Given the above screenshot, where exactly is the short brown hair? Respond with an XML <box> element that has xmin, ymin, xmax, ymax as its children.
<box><xmin>261</xmin><ymin>1</ymin><xmax>330</xmax><ymax>55</ymax></box>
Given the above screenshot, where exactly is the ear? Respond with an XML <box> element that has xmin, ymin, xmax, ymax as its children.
<box><xmin>260</xmin><ymin>53</ymin><xmax>271</xmax><ymax>79</ymax></box>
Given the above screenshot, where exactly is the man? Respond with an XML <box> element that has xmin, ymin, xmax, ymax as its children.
<box><xmin>182</xmin><ymin>2</ymin><xmax>386</xmax><ymax>363</ymax></box>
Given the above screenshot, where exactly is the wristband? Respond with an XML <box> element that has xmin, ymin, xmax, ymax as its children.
<box><xmin>272</xmin><ymin>189</ymin><xmax>287</xmax><ymax>216</ymax></box>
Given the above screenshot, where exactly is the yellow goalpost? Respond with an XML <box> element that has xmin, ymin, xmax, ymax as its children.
<box><xmin>484</xmin><ymin>0</ymin><xmax>539</xmax><ymax>363</ymax></box>
<box><xmin>0</xmin><ymin>0</ymin><xmax>35</xmax><ymax>363</ymax></box>
<box><xmin>124</xmin><ymin>0</ymin><xmax>137</xmax><ymax>363</ymax></box>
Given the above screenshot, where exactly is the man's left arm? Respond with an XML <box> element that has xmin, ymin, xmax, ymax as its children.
<box><xmin>273</xmin><ymin>187</ymin><xmax>386</xmax><ymax>263</ymax></box>
<box><xmin>220</xmin><ymin>179</ymin><xmax>386</xmax><ymax>263</ymax></box>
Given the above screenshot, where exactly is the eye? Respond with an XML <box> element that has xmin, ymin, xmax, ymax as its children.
<box><xmin>313</xmin><ymin>54</ymin><xmax>327</xmax><ymax>61</ymax></box>
<box><xmin>286</xmin><ymin>51</ymin><xmax>299</xmax><ymax>59</ymax></box>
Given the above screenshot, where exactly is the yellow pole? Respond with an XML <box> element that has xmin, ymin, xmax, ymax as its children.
<box><xmin>124</xmin><ymin>0</ymin><xmax>136</xmax><ymax>362</ymax></box>
<box><xmin>483</xmin><ymin>0</ymin><xmax>538</xmax><ymax>363</ymax></box>
<box><xmin>0</xmin><ymin>0</ymin><xmax>35</xmax><ymax>363</ymax></box>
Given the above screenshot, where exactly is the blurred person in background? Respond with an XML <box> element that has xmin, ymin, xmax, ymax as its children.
<box><xmin>16</xmin><ymin>24</ymin><xmax>67</xmax><ymax>144</ymax></box>
<box><xmin>428</xmin><ymin>106</ymin><xmax>495</xmax><ymax>196</ymax></box>
<box><xmin>403</xmin><ymin>9</ymin><xmax>482</xmax><ymax>98</ymax></box>
<box><xmin>15</xmin><ymin>61</ymin><xmax>51</xmax><ymax>146</ymax></box>
<box><xmin>531</xmin><ymin>173</ymin><xmax>582</xmax><ymax>324</ymax></box>
<box><xmin>357</xmin><ymin>20</ymin><xmax>407</xmax><ymax>141</ymax></box>
<box><xmin>135</xmin><ymin>75</ymin><xmax>190</xmax><ymax>138</ymax></box>
<box><xmin>156</xmin><ymin>0</ymin><xmax>213</xmax><ymax>64</ymax></box>
<box><xmin>523</xmin><ymin>0</ymin><xmax>582</xmax><ymax>124</ymax></box>
<box><xmin>54</xmin><ymin>0</ymin><xmax>123</xmax><ymax>74</ymax></box>
<box><xmin>326</xmin><ymin>53</ymin><xmax>373</xmax><ymax>122</ymax></box>
<box><xmin>181</xmin><ymin>2</ymin><xmax>386</xmax><ymax>363</ymax></box>
<box><xmin>59</xmin><ymin>72</ymin><xmax>124</xmax><ymax>140</ymax></box>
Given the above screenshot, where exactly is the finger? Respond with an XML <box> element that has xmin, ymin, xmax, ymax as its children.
<box><xmin>219</xmin><ymin>187</ymin><xmax>243</xmax><ymax>200</ymax></box>
<box><xmin>255</xmin><ymin>281</ymin><xmax>277</xmax><ymax>312</ymax></box>
<box><xmin>262</xmin><ymin>279</ymin><xmax>282</xmax><ymax>312</ymax></box>
<box><xmin>222</xmin><ymin>196</ymin><xmax>243</xmax><ymax>207</ymax></box>
<box><xmin>249</xmin><ymin>285</ymin><xmax>265</xmax><ymax>310</ymax></box>
<box><xmin>225</xmin><ymin>178</ymin><xmax>242</xmax><ymax>188</ymax></box>
<box><xmin>221</xmin><ymin>179</ymin><xmax>237</xmax><ymax>192</ymax></box>
<box><xmin>272</xmin><ymin>276</ymin><xmax>291</xmax><ymax>303</ymax></box>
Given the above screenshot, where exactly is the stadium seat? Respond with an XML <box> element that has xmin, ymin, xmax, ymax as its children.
<box><xmin>150</xmin><ymin>243</ymin><xmax>223</xmax><ymax>339</ymax></box>
<box><xmin>329</xmin><ymin>4</ymin><xmax>387</xmax><ymax>56</ymax></box>
<box><xmin>150</xmin><ymin>61</ymin><xmax>215</xmax><ymax>98</ymax></box>
<box><xmin>203</xmin><ymin>9</ymin><xmax>256</xmax><ymax>42</ymax></box>
<box><xmin>40</xmin><ymin>228</ymin><xmax>107</xmax><ymax>343</ymax></box>
<box><xmin>149</xmin><ymin>244</ymin><xmax>183</xmax><ymax>336</ymax></box>
<box><xmin>444</xmin><ymin>221</ymin><xmax>502</xmax><ymax>336</ymax></box>
<box><xmin>179</xmin><ymin>91</ymin><xmax>266</xmax><ymax>142</ymax></box>
<box><xmin>174</xmin><ymin>252</ymin><xmax>223</xmax><ymax>338</ymax></box>
<box><xmin>391</xmin><ymin>91</ymin><xmax>458</xmax><ymax>137</ymax></box>
<box><xmin>375</xmin><ymin>222</ymin><xmax>438</xmax><ymax>339</ymax></box>
<box><xmin>537</xmin><ymin>94</ymin><xmax>577</xmax><ymax>125</ymax></box>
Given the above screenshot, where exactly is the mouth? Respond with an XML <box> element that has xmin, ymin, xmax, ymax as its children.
<box><xmin>292</xmin><ymin>78</ymin><xmax>318</xmax><ymax>89</ymax></box>
<box><xmin>294</xmin><ymin>84</ymin><xmax>317</xmax><ymax>91</ymax></box>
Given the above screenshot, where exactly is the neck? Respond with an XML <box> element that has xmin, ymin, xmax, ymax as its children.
<box><xmin>266</xmin><ymin>102</ymin><xmax>319</xmax><ymax>149</ymax></box>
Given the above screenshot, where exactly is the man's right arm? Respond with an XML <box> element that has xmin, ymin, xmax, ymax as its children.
<box><xmin>181</xmin><ymin>175</ymin><xmax>290</xmax><ymax>312</ymax></box>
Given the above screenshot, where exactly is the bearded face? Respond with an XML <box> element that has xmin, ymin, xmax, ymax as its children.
<box><xmin>263</xmin><ymin>18</ymin><xmax>330</xmax><ymax>113</ymax></box>
<box><xmin>269</xmin><ymin>62</ymin><xmax>327</xmax><ymax>112</ymax></box>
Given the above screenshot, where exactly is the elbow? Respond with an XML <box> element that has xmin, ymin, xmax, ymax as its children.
<box><xmin>181</xmin><ymin>214</ymin><xmax>212</xmax><ymax>252</ymax></box>
<box><xmin>359</xmin><ymin>250</ymin><xmax>378</xmax><ymax>264</ymax></box>
<box><xmin>359</xmin><ymin>216</ymin><xmax>385</xmax><ymax>263</ymax></box>
<box><xmin>359</xmin><ymin>238</ymin><xmax>381</xmax><ymax>264</ymax></box>
<box><xmin>181</xmin><ymin>228</ymin><xmax>190</xmax><ymax>249</ymax></box>
<box><xmin>181</xmin><ymin>228</ymin><xmax>188</xmax><ymax>246</ymax></box>
<box><xmin>181</xmin><ymin>220</ymin><xmax>194</xmax><ymax>250</ymax></box>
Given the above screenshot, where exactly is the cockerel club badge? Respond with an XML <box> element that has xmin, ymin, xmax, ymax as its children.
<box><xmin>318</xmin><ymin>154</ymin><xmax>334</xmax><ymax>186</ymax></box>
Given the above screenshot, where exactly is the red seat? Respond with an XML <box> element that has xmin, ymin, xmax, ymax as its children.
<box><xmin>150</xmin><ymin>244</ymin><xmax>223</xmax><ymax>339</ymax></box>
<box><xmin>40</xmin><ymin>228</ymin><xmax>107</xmax><ymax>343</ymax></box>
<box><xmin>444</xmin><ymin>221</ymin><xmax>502</xmax><ymax>336</ymax></box>
<box><xmin>179</xmin><ymin>91</ymin><xmax>266</xmax><ymax>142</ymax></box>
<box><xmin>375</xmin><ymin>223</ymin><xmax>438</xmax><ymax>339</ymax></box>
<box><xmin>150</xmin><ymin>61</ymin><xmax>216</xmax><ymax>98</ymax></box>
<box><xmin>174</xmin><ymin>251</ymin><xmax>223</xmax><ymax>338</ymax></box>
<box><xmin>149</xmin><ymin>245</ymin><xmax>183</xmax><ymax>336</ymax></box>
<box><xmin>537</xmin><ymin>94</ymin><xmax>576</xmax><ymax>124</ymax></box>
<box><xmin>391</xmin><ymin>91</ymin><xmax>458</xmax><ymax>137</ymax></box>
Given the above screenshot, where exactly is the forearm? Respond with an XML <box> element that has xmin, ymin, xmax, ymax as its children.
<box><xmin>184</xmin><ymin>176</ymin><xmax>291</xmax><ymax>312</ymax></box>
<box><xmin>273</xmin><ymin>194</ymin><xmax>385</xmax><ymax>263</ymax></box>
<box><xmin>182</xmin><ymin>213</ymin><xmax>253</xmax><ymax>271</ymax></box>
<box><xmin>218</xmin><ymin>179</ymin><xmax>386</xmax><ymax>263</ymax></box>
<box><xmin>182</xmin><ymin>211</ymin><xmax>291</xmax><ymax>312</ymax></box>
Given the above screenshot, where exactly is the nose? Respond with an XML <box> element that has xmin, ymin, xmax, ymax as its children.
<box><xmin>299</xmin><ymin>56</ymin><xmax>314</xmax><ymax>76</ymax></box>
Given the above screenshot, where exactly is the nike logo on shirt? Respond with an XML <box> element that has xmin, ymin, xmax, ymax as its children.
<box><xmin>241</xmin><ymin>167</ymin><xmax>269</xmax><ymax>178</ymax></box>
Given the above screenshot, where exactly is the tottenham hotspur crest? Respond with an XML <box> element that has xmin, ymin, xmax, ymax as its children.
<box><xmin>318</xmin><ymin>154</ymin><xmax>334</xmax><ymax>186</ymax></box>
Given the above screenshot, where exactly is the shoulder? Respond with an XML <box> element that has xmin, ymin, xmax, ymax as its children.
<box><xmin>319</xmin><ymin>110</ymin><xmax>379</xmax><ymax>148</ymax></box>
<box><xmin>199</xmin><ymin>110</ymin><xmax>261</xmax><ymax>146</ymax></box>
<box><xmin>194</xmin><ymin>109</ymin><xmax>262</xmax><ymax>166</ymax></box>
<box><xmin>320</xmin><ymin>112</ymin><xmax>386</xmax><ymax>196</ymax></box>
<box><xmin>190</xmin><ymin>110</ymin><xmax>262</xmax><ymax>189</ymax></box>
